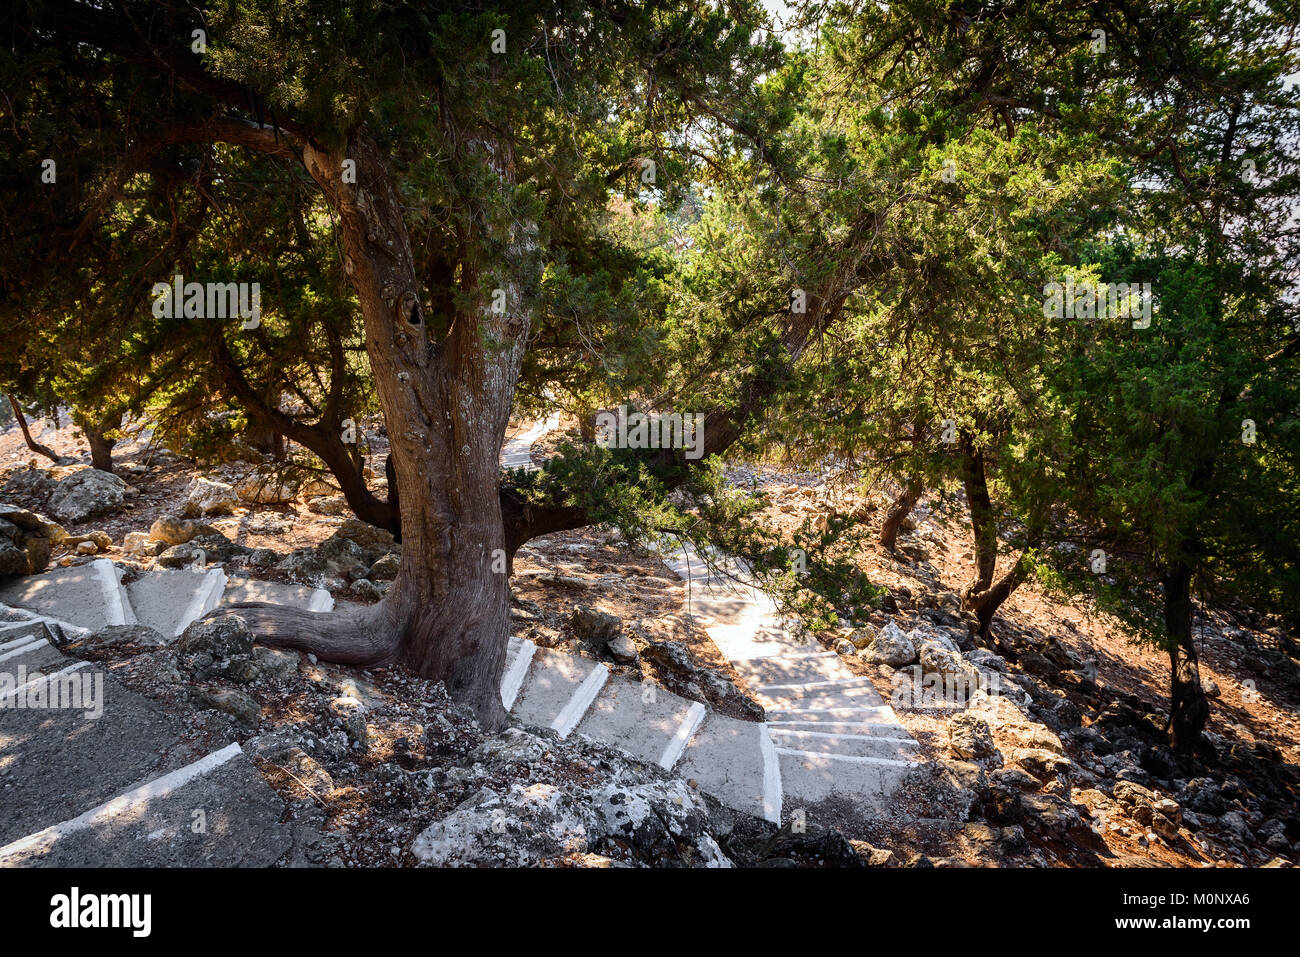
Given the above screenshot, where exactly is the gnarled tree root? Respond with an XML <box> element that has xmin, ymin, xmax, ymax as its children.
<box><xmin>202</xmin><ymin>600</ymin><xmax>401</xmax><ymax>667</ymax></box>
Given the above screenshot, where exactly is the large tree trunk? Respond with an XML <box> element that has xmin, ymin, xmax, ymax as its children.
<box><xmin>1164</xmin><ymin>564</ymin><xmax>1209</xmax><ymax>753</ymax></box>
<box><xmin>6</xmin><ymin>396</ymin><xmax>62</xmax><ymax>463</ymax></box>
<box><xmin>212</xmin><ymin>131</ymin><xmax>524</xmax><ymax>728</ymax></box>
<box><xmin>879</xmin><ymin>475</ymin><xmax>922</xmax><ymax>553</ymax></box>
<box><xmin>205</xmin><ymin>126</ymin><xmax>528</xmax><ymax>729</ymax></box>
<box><xmin>312</xmin><ymin>129</ymin><xmax>528</xmax><ymax>728</ymax></box>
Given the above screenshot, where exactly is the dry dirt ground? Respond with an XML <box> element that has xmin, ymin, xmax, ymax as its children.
<box><xmin>3</xmin><ymin>413</ymin><xmax>1297</xmax><ymax>868</ymax></box>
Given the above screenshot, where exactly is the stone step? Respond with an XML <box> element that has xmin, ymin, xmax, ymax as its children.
<box><xmin>573</xmin><ymin>675</ymin><xmax>706</xmax><ymax>770</ymax></box>
<box><xmin>0</xmin><ymin>663</ymin><xmax>185</xmax><ymax>844</ymax></box>
<box><xmin>705</xmin><ymin>622</ymin><xmax>815</xmax><ymax>662</ymax></box>
<box><xmin>0</xmin><ymin>622</ymin><xmax>68</xmax><ymax>671</ymax></box>
<box><xmin>753</xmin><ymin>680</ymin><xmax>886</xmax><ymax>711</ymax></box>
<box><xmin>657</xmin><ymin>543</ymin><xmax>752</xmax><ymax>583</ymax></box>
<box><xmin>500</xmin><ymin>413</ymin><xmax>559</xmax><ymax>471</ymax></box>
<box><xmin>509</xmin><ymin>647</ymin><xmax>608</xmax><ymax>738</ymax></box>
<box><xmin>764</xmin><ymin>703</ymin><xmax>900</xmax><ymax>723</ymax></box>
<box><xmin>675</xmin><ymin>713</ymin><xmax>781</xmax><ymax>824</ymax></box>
<box><xmin>682</xmin><ymin>593</ymin><xmax>778</xmax><ymax>627</ymax></box>
<box><xmin>219</xmin><ymin>574</ymin><xmax>332</xmax><ymax>613</ymax></box>
<box><xmin>0</xmin><ymin>561</ymin><xmax>125</xmax><ymax>632</ymax></box>
<box><xmin>220</xmin><ymin>577</ymin><xmax>333</xmax><ymax>612</ymax></box>
<box><xmin>0</xmin><ymin>743</ymin><xmax>291</xmax><ymax>867</ymax></box>
<box><xmin>731</xmin><ymin>652</ymin><xmax>853</xmax><ymax>687</ymax></box>
<box><xmin>768</xmin><ymin>727</ymin><xmax>920</xmax><ymax>760</ymax></box>
<box><xmin>776</xmin><ymin>748</ymin><xmax>916</xmax><ymax>811</ymax></box>
<box><xmin>0</xmin><ymin>606</ymin><xmax>89</xmax><ymax>643</ymax></box>
<box><xmin>755</xmin><ymin>673</ymin><xmax>877</xmax><ymax>694</ymax></box>
<box><xmin>126</xmin><ymin>567</ymin><xmax>227</xmax><ymax>638</ymax></box>
<box><xmin>766</xmin><ymin>718</ymin><xmax>913</xmax><ymax>738</ymax></box>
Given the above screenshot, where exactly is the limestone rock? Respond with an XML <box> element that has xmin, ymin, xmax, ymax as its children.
<box><xmin>123</xmin><ymin>531</ymin><xmax>164</xmax><ymax>558</ymax></box>
<box><xmin>192</xmin><ymin>686</ymin><xmax>262</xmax><ymax>726</ymax></box>
<box><xmin>149</xmin><ymin>514</ymin><xmax>218</xmax><ymax>546</ymax></box>
<box><xmin>949</xmin><ymin>711</ymin><xmax>998</xmax><ymax>760</ymax></box>
<box><xmin>234</xmin><ymin>473</ymin><xmax>298</xmax><ymax>505</ymax></box>
<box><xmin>570</xmin><ymin>605</ymin><xmax>621</xmax><ymax>643</ymax></box>
<box><xmin>1008</xmin><ymin>747</ymin><xmax>1072</xmax><ymax>780</ymax></box>
<box><xmin>848</xmin><ymin>623</ymin><xmax>878</xmax><ymax>649</ymax></box>
<box><xmin>333</xmin><ymin>517</ymin><xmax>396</xmax><ymax>556</ymax></box>
<box><xmin>64</xmin><ymin>624</ymin><xmax>168</xmax><ymax>660</ymax></box>
<box><xmin>48</xmin><ymin>468</ymin><xmax>128</xmax><ymax>522</ymax></box>
<box><xmin>0</xmin><ymin>504</ymin><xmax>53</xmax><ymax>576</ymax></box>
<box><xmin>607</xmin><ymin>633</ymin><xmax>640</xmax><ymax>665</ymax></box>
<box><xmin>862</xmin><ymin>620</ymin><xmax>917</xmax><ymax>667</ymax></box>
<box><xmin>157</xmin><ymin>532</ymin><xmax>251</xmax><ymax>569</ymax></box>
<box><xmin>182</xmin><ymin>477</ymin><xmax>239</xmax><ymax>517</ymax></box>
<box><xmin>368</xmin><ymin>552</ymin><xmax>400</xmax><ymax>581</ymax></box>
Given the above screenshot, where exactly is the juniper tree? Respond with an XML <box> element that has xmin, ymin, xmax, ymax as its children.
<box><xmin>0</xmin><ymin>0</ymin><xmax>786</xmax><ymax>726</ymax></box>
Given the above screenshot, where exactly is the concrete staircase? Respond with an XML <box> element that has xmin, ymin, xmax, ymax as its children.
<box><xmin>656</xmin><ymin>545</ymin><xmax>921</xmax><ymax>816</ymax></box>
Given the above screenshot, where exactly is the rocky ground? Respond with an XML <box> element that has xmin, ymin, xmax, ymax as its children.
<box><xmin>2</xmin><ymin>414</ymin><xmax>1297</xmax><ymax>868</ymax></box>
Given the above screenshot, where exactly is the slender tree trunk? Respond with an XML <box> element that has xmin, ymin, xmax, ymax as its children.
<box><xmin>880</xmin><ymin>475</ymin><xmax>922</xmax><ymax>552</ymax></box>
<box><xmin>959</xmin><ymin>437</ymin><xmax>998</xmax><ymax>601</ymax></box>
<box><xmin>969</xmin><ymin>548</ymin><xmax>1035</xmax><ymax>638</ymax></box>
<box><xmin>956</xmin><ymin>436</ymin><xmax>1037</xmax><ymax>638</ymax></box>
<box><xmin>1165</xmin><ymin>564</ymin><xmax>1209</xmax><ymax>753</ymax></box>
<box><xmin>6</xmin><ymin>396</ymin><xmax>62</xmax><ymax>463</ymax></box>
<box><xmin>72</xmin><ymin>409</ymin><xmax>120</xmax><ymax>472</ymax></box>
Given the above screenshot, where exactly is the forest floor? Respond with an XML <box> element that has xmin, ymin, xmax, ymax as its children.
<box><xmin>2</xmin><ymin>412</ymin><xmax>1297</xmax><ymax>867</ymax></box>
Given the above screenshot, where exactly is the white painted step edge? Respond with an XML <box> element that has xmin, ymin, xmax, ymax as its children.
<box><xmin>176</xmin><ymin>568</ymin><xmax>228</xmax><ymax>637</ymax></box>
<box><xmin>774</xmin><ymin>747</ymin><xmax>918</xmax><ymax>769</ymax></box>
<box><xmin>115</xmin><ymin>564</ymin><xmax>138</xmax><ymax>626</ymax></box>
<box><xmin>657</xmin><ymin>701</ymin><xmax>707</xmax><ymax>771</ymax></box>
<box><xmin>93</xmin><ymin>559</ymin><xmax>134</xmax><ymax>627</ymax></box>
<box><xmin>0</xmin><ymin>660</ymin><xmax>91</xmax><ymax>707</ymax></box>
<box><xmin>759</xmin><ymin>723</ymin><xmax>783</xmax><ymax>824</ymax></box>
<box><xmin>764</xmin><ymin>696</ymin><xmax>899</xmax><ymax>712</ymax></box>
<box><xmin>746</xmin><ymin>651</ymin><xmax>838</xmax><ymax>662</ymax></box>
<box><xmin>0</xmin><ymin>742</ymin><xmax>244</xmax><ymax>864</ymax></box>
<box><xmin>551</xmin><ymin>664</ymin><xmax>609</xmax><ymax>739</ymax></box>
<box><xmin>500</xmin><ymin>638</ymin><xmax>537</xmax><ymax>711</ymax></box>
<box><xmin>0</xmin><ymin>629</ymin><xmax>51</xmax><ymax>650</ymax></box>
<box><xmin>0</xmin><ymin>637</ymin><xmax>48</xmax><ymax>663</ymax></box>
